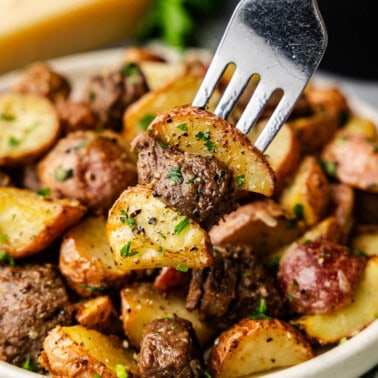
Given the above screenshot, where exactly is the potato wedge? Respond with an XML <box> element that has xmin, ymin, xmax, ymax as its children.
<box><xmin>74</xmin><ymin>296</ymin><xmax>122</xmax><ymax>334</ymax></box>
<box><xmin>120</xmin><ymin>283</ymin><xmax>215</xmax><ymax>347</ymax></box>
<box><xmin>351</xmin><ymin>225</ymin><xmax>378</xmax><ymax>257</ymax></box>
<box><xmin>295</xmin><ymin>257</ymin><xmax>378</xmax><ymax>344</ymax></box>
<box><xmin>322</xmin><ymin>134</ymin><xmax>378</xmax><ymax>193</ymax></box>
<box><xmin>342</xmin><ymin>116</ymin><xmax>377</xmax><ymax>140</ymax></box>
<box><xmin>279</xmin><ymin>156</ymin><xmax>330</xmax><ymax>226</ymax></box>
<box><xmin>149</xmin><ymin>105</ymin><xmax>275</xmax><ymax>195</ymax></box>
<box><xmin>0</xmin><ymin>187</ymin><xmax>86</xmax><ymax>258</ymax></box>
<box><xmin>39</xmin><ymin>325</ymin><xmax>138</xmax><ymax>378</ymax></box>
<box><xmin>209</xmin><ymin>200</ymin><xmax>306</xmax><ymax>255</ymax></box>
<box><xmin>209</xmin><ymin>318</ymin><xmax>313</xmax><ymax>377</ymax></box>
<box><xmin>248</xmin><ymin>122</ymin><xmax>301</xmax><ymax>193</ymax></box>
<box><xmin>123</xmin><ymin>74</ymin><xmax>219</xmax><ymax>162</ymax></box>
<box><xmin>0</xmin><ymin>93</ymin><xmax>60</xmax><ymax>166</ymax></box>
<box><xmin>59</xmin><ymin>216</ymin><xmax>130</xmax><ymax>297</ymax></box>
<box><xmin>106</xmin><ymin>185</ymin><xmax>212</xmax><ymax>270</ymax></box>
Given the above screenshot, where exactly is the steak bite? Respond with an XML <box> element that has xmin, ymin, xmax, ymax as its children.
<box><xmin>0</xmin><ymin>264</ymin><xmax>73</xmax><ymax>367</ymax></box>
<box><xmin>83</xmin><ymin>63</ymin><xmax>149</xmax><ymax>130</ymax></box>
<box><xmin>138</xmin><ymin>317</ymin><xmax>203</xmax><ymax>377</ymax></box>
<box><xmin>132</xmin><ymin>133</ymin><xmax>236</xmax><ymax>230</ymax></box>
<box><xmin>186</xmin><ymin>245</ymin><xmax>287</xmax><ymax>329</ymax></box>
<box><xmin>278</xmin><ymin>239</ymin><xmax>367</xmax><ymax>315</ymax></box>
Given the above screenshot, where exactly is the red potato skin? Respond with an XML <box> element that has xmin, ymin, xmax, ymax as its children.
<box><xmin>278</xmin><ymin>240</ymin><xmax>367</xmax><ymax>315</ymax></box>
<box><xmin>153</xmin><ymin>267</ymin><xmax>189</xmax><ymax>292</ymax></box>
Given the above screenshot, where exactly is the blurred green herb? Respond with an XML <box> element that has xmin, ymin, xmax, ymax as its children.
<box><xmin>138</xmin><ymin>0</ymin><xmax>216</xmax><ymax>47</ymax></box>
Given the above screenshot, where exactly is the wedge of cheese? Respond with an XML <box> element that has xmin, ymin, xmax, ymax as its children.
<box><xmin>0</xmin><ymin>0</ymin><xmax>151</xmax><ymax>74</ymax></box>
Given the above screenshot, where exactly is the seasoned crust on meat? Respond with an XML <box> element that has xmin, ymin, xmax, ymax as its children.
<box><xmin>0</xmin><ymin>264</ymin><xmax>73</xmax><ymax>367</ymax></box>
<box><xmin>132</xmin><ymin>133</ymin><xmax>236</xmax><ymax>230</ymax></box>
<box><xmin>38</xmin><ymin>131</ymin><xmax>137</xmax><ymax>213</ymax></box>
<box><xmin>12</xmin><ymin>62</ymin><xmax>70</xmax><ymax>102</ymax></box>
<box><xmin>138</xmin><ymin>317</ymin><xmax>203</xmax><ymax>377</ymax></box>
<box><xmin>186</xmin><ymin>245</ymin><xmax>287</xmax><ymax>329</ymax></box>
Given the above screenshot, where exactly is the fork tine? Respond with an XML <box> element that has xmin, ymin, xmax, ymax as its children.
<box><xmin>192</xmin><ymin>56</ymin><xmax>227</xmax><ymax>109</ymax></box>
<box><xmin>254</xmin><ymin>92</ymin><xmax>299</xmax><ymax>152</ymax></box>
<box><xmin>214</xmin><ymin>70</ymin><xmax>249</xmax><ymax>119</ymax></box>
<box><xmin>236</xmin><ymin>82</ymin><xmax>273</xmax><ymax>135</ymax></box>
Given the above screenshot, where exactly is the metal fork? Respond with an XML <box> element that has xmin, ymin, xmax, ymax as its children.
<box><xmin>192</xmin><ymin>0</ymin><xmax>327</xmax><ymax>152</ymax></box>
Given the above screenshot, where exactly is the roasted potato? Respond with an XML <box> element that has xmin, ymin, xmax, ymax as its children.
<box><xmin>149</xmin><ymin>105</ymin><xmax>275</xmax><ymax>195</ymax></box>
<box><xmin>38</xmin><ymin>130</ymin><xmax>137</xmax><ymax>213</ymax></box>
<box><xmin>123</xmin><ymin>74</ymin><xmax>219</xmax><ymax>162</ymax></box>
<box><xmin>351</xmin><ymin>225</ymin><xmax>378</xmax><ymax>257</ymax></box>
<box><xmin>0</xmin><ymin>93</ymin><xmax>60</xmax><ymax>166</ymax></box>
<box><xmin>278</xmin><ymin>240</ymin><xmax>367</xmax><ymax>314</ymax></box>
<box><xmin>39</xmin><ymin>325</ymin><xmax>138</xmax><ymax>377</ymax></box>
<box><xmin>279</xmin><ymin>156</ymin><xmax>330</xmax><ymax>225</ymax></box>
<box><xmin>60</xmin><ymin>216</ymin><xmax>130</xmax><ymax>297</ymax></box>
<box><xmin>120</xmin><ymin>282</ymin><xmax>215</xmax><ymax>347</ymax></box>
<box><xmin>322</xmin><ymin>134</ymin><xmax>378</xmax><ymax>193</ymax></box>
<box><xmin>341</xmin><ymin>116</ymin><xmax>377</xmax><ymax>139</ymax></box>
<box><xmin>248</xmin><ymin>122</ymin><xmax>301</xmax><ymax>193</ymax></box>
<box><xmin>106</xmin><ymin>185</ymin><xmax>213</xmax><ymax>271</ymax></box>
<box><xmin>74</xmin><ymin>295</ymin><xmax>122</xmax><ymax>334</ymax></box>
<box><xmin>209</xmin><ymin>200</ymin><xmax>306</xmax><ymax>255</ymax></box>
<box><xmin>305</xmin><ymin>87</ymin><xmax>349</xmax><ymax>115</ymax></box>
<box><xmin>209</xmin><ymin>318</ymin><xmax>313</xmax><ymax>377</ymax></box>
<box><xmin>295</xmin><ymin>257</ymin><xmax>378</xmax><ymax>344</ymax></box>
<box><xmin>0</xmin><ymin>187</ymin><xmax>86</xmax><ymax>258</ymax></box>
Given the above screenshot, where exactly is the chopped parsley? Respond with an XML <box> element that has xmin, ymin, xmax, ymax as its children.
<box><xmin>127</xmin><ymin>217</ymin><xmax>137</xmax><ymax>228</ymax></box>
<box><xmin>204</xmin><ymin>140</ymin><xmax>215</xmax><ymax>152</ymax></box>
<box><xmin>0</xmin><ymin>251</ymin><xmax>15</xmax><ymax>266</ymax></box>
<box><xmin>120</xmin><ymin>242</ymin><xmax>139</xmax><ymax>258</ymax></box>
<box><xmin>54</xmin><ymin>166</ymin><xmax>73</xmax><ymax>182</ymax></box>
<box><xmin>177</xmin><ymin>123</ymin><xmax>188</xmax><ymax>131</ymax></box>
<box><xmin>94</xmin><ymin>374</ymin><xmax>101</xmax><ymax>378</ymax></box>
<box><xmin>80</xmin><ymin>285</ymin><xmax>106</xmax><ymax>293</ymax></box>
<box><xmin>244</xmin><ymin>271</ymin><xmax>252</xmax><ymax>278</ymax></box>
<box><xmin>115</xmin><ymin>364</ymin><xmax>128</xmax><ymax>378</ymax></box>
<box><xmin>36</xmin><ymin>187</ymin><xmax>50</xmax><ymax>197</ymax></box>
<box><xmin>266</xmin><ymin>255</ymin><xmax>281</xmax><ymax>269</ymax></box>
<box><xmin>373</xmin><ymin>145</ymin><xmax>378</xmax><ymax>153</ymax></box>
<box><xmin>120</xmin><ymin>211</ymin><xmax>137</xmax><ymax>228</ymax></box>
<box><xmin>174</xmin><ymin>217</ymin><xmax>190</xmax><ymax>235</ymax></box>
<box><xmin>338</xmin><ymin>337</ymin><xmax>347</xmax><ymax>345</ymax></box>
<box><xmin>203</xmin><ymin>371</ymin><xmax>212</xmax><ymax>378</ymax></box>
<box><xmin>138</xmin><ymin>113</ymin><xmax>156</xmax><ymax>131</ymax></box>
<box><xmin>167</xmin><ymin>166</ymin><xmax>182</xmax><ymax>184</ymax></box>
<box><xmin>88</xmin><ymin>91</ymin><xmax>96</xmax><ymax>102</ymax></box>
<box><xmin>120</xmin><ymin>62</ymin><xmax>140</xmax><ymax>77</ymax></box>
<box><xmin>293</xmin><ymin>203</ymin><xmax>304</xmax><ymax>220</ymax></box>
<box><xmin>156</xmin><ymin>139</ymin><xmax>167</xmax><ymax>149</ymax></box>
<box><xmin>186</xmin><ymin>176</ymin><xmax>201</xmax><ymax>184</ymax></box>
<box><xmin>195</xmin><ymin>131</ymin><xmax>210</xmax><ymax>140</ymax></box>
<box><xmin>235</xmin><ymin>174</ymin><xmax>245</xmax><ymax>188</ymax></box>
<box><xmin>320</xmin><ymin>160</ymin><xmax>337</xmax><ymax>177</ymax></box>
<box><xmin>0</xmin><ymin>113</ymin><xmax>15</xmax><ymax>121</ymax></box>
<box><xmin>0</xmin><ymin>234</ymin><xmax>8</xmax><ymax>243</ymax></box>
<box><xmin>22</xmin><ymin>354</ymin><xmax>38</xmax><ymax>372</ymax></box>
<box><xmin>249</xmin><ymin>298</ymin><xmax>272</xmax><ymax>320</ymax></box>
<box><xmin>8</xmin><ymin>136</ymin><xmax>20</xmax><ymax>148</ymax></box>
<box><xmin>159</xmin><ymin>232</ymin><xmax>167</xmax><ymax>239</ymax></box>
<box><xmin>176</xmin><ymin>264</ymin><xmax>189</xmax><ymax>272</ymax></box>
<box><xmin>352</xmin><ymin>249</ymin><xmax>368</xmax><ymax>257</ymax></box>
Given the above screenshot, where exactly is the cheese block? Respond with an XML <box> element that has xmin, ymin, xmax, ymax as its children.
<box><xmin>0</xmin><ymin>0</ymin><xmax>152</xmax><ymax>74</ymax></box>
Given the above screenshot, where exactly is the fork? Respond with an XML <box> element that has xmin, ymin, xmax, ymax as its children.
<box><xmin>192</xmin><ymin>0</ymin><xmax>327</xmax><ymax>152</ymax></box>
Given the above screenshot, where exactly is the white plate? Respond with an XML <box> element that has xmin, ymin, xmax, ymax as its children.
<box><xmin>0</xmin><ymin>48</ymin><xmax>378</xmax><ymax>378</ymax></box>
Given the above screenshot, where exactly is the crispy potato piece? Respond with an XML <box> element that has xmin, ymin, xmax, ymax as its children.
<box><xmin>123</xmin><ymin>74</ymin><xmax>219</xmax><ymax>162</ymax></box>
<box><xmin>279</xmin><ymin>156</ymin><xmax>330</xmax><ymax>226</ymax></box>
<box><xmin>0</xmin><ymin>187</ymin><xmax>85</xmax><ymax>258</ymax></box>
<box><xmin>209</xmin><ymin>200</ymin><xmax>306</xmax><ymax>255</ymax></box>
<box><xmin>288</xmin><ymin>110</ymin><xmax>339</xmax><ymax>152</ymax></box>
<box><xmin>322</xmin><ymin>134</ymin><xmax>378</xmax><ymax>193</ymax></box>
<box><xmin>295</xmin><ymin>257</ymin><xmax>378</xmax><ymax>344</ymax></box>
<box><xmin>248</xmin><ymin>123</ymin><xmax>301</xmax><ymax>193</ymax></box>
<box><xmin>351</xmin><ymin>225</ymin><xmax>378</xmax><ymax>257</ymax></box>
<box><xmin>0</xmin><ymin>93</ymin><xmax>60</xmax><ymax>166</ymax></box>
<box><xmin>39</xmin><ymin>325</ymin><xmax>138</xmax><ymax>378</ymax></box>
<box><xmin>74</xmin><ymin>296</ymin><xmax>122</xmax><ymax>334</ymax></box>
<box><xmin>342</xmin><ymin>116</ymin><xmax>377</xmax><ymax>139</ymax></box>
<box><xmin>106</xmin><ymin>185</ymin><xmax>212</xmax><ymax>270</ymax></box>
<box><xmin>59</xmin><ymin>216</ymin><xmax>129</xmax><ymax>297</ymax></box>
<box><xmin>149</xmin><ymin>105</ymin><xmax>275</xmax><ymax>195</ymax></box>
<box><xmin>305</xmin><ymin>87</ymin><xmax>349</xmax><ymax>115</ymax></box>
<box><xmin>209</xmin><ymin>318</ymin><xmax>313</xmax><ymax>377</ymax></box>
<box><xmin>120</xmin><ymin>282</ymin><xmax>215</xmax><ymax>347</ymax></box>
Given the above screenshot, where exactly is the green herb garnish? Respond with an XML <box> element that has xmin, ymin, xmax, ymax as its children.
<box><xmin>8</xmin><ymin>136</ymin><xmax>20</xmax><ymax>148</ymax></box>
<box><xmin>186</xmin><ymin>176</ymin><xmax>200</xmax><ymax>184</ymax></box>
<box><xmin>338</xmin><ymin>337</ymin><xmax>347</xmax><ymax>345</ymax></box>
<box><xmin>176</xmin><ymin>264</ymin><xmax>189</xmax><ymax>272</ymax></box>
<box><xmin>174</xmin><ymin>216</ymin><xmax>190</xmax><ymax>235</ymax></box>
<box><xmin>36</xmin><ymin>187</ymin><xmax>50</xmax><ymax>197</ymax></box>
<box><xmin>138</xmin><ymin>114</ymin><xmax>156</xmax><ymax>131</ymax></box>
<box><xmin>167</xmin><ymin>166</ymin><xmax>182</xmax><ymax>184</ymax></box>
<box><xmin>204</xmin><ymin>140</ymin><xmax>215</xmax><ymax>152</ymax></box>
<box><xmin>0</xmin><ymin>251</ymin><xmax>15</xmax><ymax>266</ymax></box>
<box><xmin>177</xmin><ymin>123</ymin><xmax>188</xmax><ymax>131</ymax></box>
<box><xmin>22</xmin><ymin>355</ymin><xmax>38</xmax><ymax>372</ymax></box>
<box><xmin>195</xmin><ymin>130</ymin><xmax>210</xmax><ymax>141</ymax></box>
<box><xmin>115</xmin><ymin>364</ymin><xmax>128</xmax><ymax>378</ymax></box>
<box><xmin>120</xmin><ymin>242</ymin><xmax>139</xmax><ymax>258</ymax></box>
<box><xmin>88</xmin><ymin>91</ymin><xmax>96</xmax><ymax>102</ymax></box>
<box><xmin>80</xmin><ymin>285</ymin><xmax>106</xmax><ymax>293</ymax></box>
<box><xmin>0</xmin><ymin>234</ymin><xmax>8</xmax><ymax>243</ymax></box>
<box><xmin>235</xmin><ymin>174</ymin><xmax>245</xmax><ymax>188</ymax></box>
<box><xmin>249</xmin><ymin>298</ymin><xmax>272</xmax><ymax>320</ymax></box>
<box><xmin>352</xmin><ymin>249</ymin><xmax>368</xmax><ymax>257</ymax></box>
<box><xmin>293</xmin><ymin>203</ymin><xmax>304</xmax><ymax>220</ymax></box>
<box><xmin>320</xmin><ymin>160</ymin><xmax>337</xmax><ymax>177</ymax></box>
<box><xmin>120</xmin><ymin>62</ymin><xmax>140</xmax><ymax>77</ymax></box>
<box><xmin>0</xmin><ymin>113</ymin><xmax>15</xmax><ymax>121</ymax></box>
<box><xmin>156</xmin><ymin>139</ymin><xmax>167</xmax><ymax>149</ymax></box>
<box><xmin>54</xmin><ymin>166</ymin><xmax>73</xmax><ymax>182</ymax></box>
<box><xmin>267</xmin><ymin>255</ymin><xmax>281</xmax><ymax>269</ymax></box>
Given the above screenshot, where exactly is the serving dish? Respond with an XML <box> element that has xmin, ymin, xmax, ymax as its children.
<box><xmin>0</xmin><ymin>48</ymin><xmax>377</xmax><ymax>378</ymax></box>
